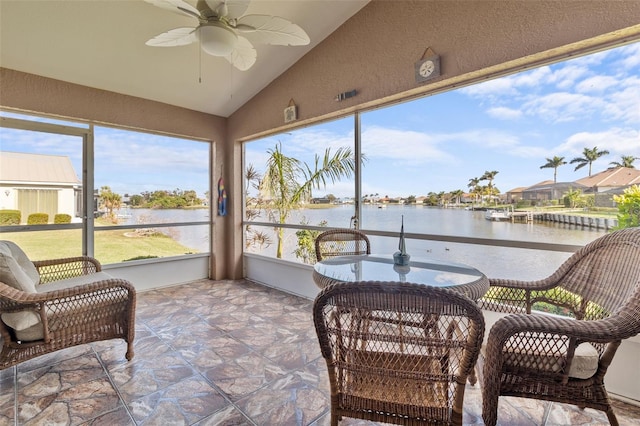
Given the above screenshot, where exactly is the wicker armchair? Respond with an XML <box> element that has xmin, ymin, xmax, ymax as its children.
<box><xmin>480</xmin><ymin>227</ymin><xmax>640</xmax><ymax>426</ymax></box>
<box><xmin>315</xmin><ymin>229</ymin><xmax>371</xmax><ymax>262</ymax></box>
<box><xmin>313</xmin><ymin>281</ymin><xmax>485</xmax><ymax>426</ymax></box>
<box><xmin>0</xmin><ymin>241</ymin><xmax>136</xmax><ymax>369</ymax></box>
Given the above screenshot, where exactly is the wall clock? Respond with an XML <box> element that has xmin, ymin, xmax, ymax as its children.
<box><xmin>415</xmin><ymin>54</ymin><xmax>441</xmax><ymax>83</ymax></box>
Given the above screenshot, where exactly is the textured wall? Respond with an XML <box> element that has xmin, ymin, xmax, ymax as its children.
<box><xmin>0</xmin><ymin>68</ymin><xmax>226</xmax><ymax>141</ymax></box>
<box><xmin>225</xmin><ymin>0</ymin><xmax>640</xmax><ymax>279</ymax></box>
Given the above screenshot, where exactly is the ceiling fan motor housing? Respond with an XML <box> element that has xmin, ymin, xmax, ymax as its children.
<box><xmin>198</xmin><ymin>22</ymin><xmax>238</xmax><ymax>56</ymax></box>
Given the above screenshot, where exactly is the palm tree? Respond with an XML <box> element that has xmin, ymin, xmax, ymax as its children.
<box><xmin>468</xmin><ymin>177</ymin><xmax>480</xmax><ymax>205</ymax></box>
<box><xmin>450</xmin><ymin>189</ymin><xmax>464</xmax><ymax>205</ymax></box>
<box><xmin>570</xmin><ymin>146</ymin><xmax>610</xmax><ymax>176</ymax></box>
<box><xmin>244</xmin><ymin>165</ymin><xmax>272</xmax><ymax>250</ymax></box>
<box><xmin>609</xmin><ymin>155</ymin><xmax>639</xmax><ymax>169</ymax></box>
<box><xmin>539</xmin><ymin>156</ymin><xmax>567</xmax><ymax>183</ymax></box>
<box><xmin>480</xmin><ymin>171</ymin><xmax>499</xmax><ymax>204</ymax></box>
<box><xmin>259</xmin><ymin>142</ymin><xmax>357</xmax><ymax>258</ymax></box>
<box><xmin>99</xmin><ymin>185</ymin><xmax>122</xmax><ymax>221</ymax></box>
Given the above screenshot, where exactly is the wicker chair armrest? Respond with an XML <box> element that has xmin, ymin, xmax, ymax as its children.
<box><xmin>489</xmin><ymin>313</ymin><xmax>633</xmax><ymax>347</ymax></box>
<box><xmin>487</xmin><ymin>277</ymin><xmax>556</xmax><ymax>291</ymax></box>
<box><xmin>2</xmin><ymin>278</ymin><xmax>135</xmax><ymax>343</ymax></box>
<box><xmin>33</xmin><ymin>256</ymin><xmax>102</xmax><ymax>283</ymax></box>
<box><xmin>481</xmin><ymin>278</ymin><xmax>566</xmax><ymax>314</ymax></box>
<box><xmin>1</xmin><ymin>278</ymin><xmax>134</xmax><ymax>305</ymax></box>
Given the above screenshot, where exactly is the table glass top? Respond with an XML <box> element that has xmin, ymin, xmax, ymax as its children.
<box><xmin>314</xmin><ymin>254</ymin><xmax>485</xmax><ymax>287</ymax></box>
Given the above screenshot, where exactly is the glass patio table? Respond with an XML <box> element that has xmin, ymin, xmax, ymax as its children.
<box><xmin>313</xmin><ymin>254</ymin><xmax>489</xmax><ymax>300</ymax></box>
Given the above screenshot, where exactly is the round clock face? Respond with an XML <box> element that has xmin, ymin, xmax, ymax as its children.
<box><xmin>419</xmin><ymin>60</ymin><xmax>435</xmax><ymax>77</ymax></box>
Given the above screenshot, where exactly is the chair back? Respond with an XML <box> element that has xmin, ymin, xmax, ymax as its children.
<box><xmin>315</xmin><ymin>229</ymin><xmax>371</xmax><ymax>262</ymax></box>
<box><xmin>313</xmin><ymin>281</ymin><xmax>484</xmax><ymax>425</ymax></box>
<box><xmin>538</xmin><ymin>227</ymin><xmax>640</xmax><ymax>320</ymax></box>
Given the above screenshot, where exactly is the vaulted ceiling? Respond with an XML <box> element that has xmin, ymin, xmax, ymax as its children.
<box><xmin>0</xmin><ymin>0</ymin><xmax>369</xmax><ymax>117</ymax></box>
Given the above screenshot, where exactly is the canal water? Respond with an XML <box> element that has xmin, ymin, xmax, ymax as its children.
<box><xmin>253</xmin><ymin>204</ymin><xmax>608</xmax><ymax>281</ymax></box>
<box><xmin>121</xmin><ymin>205</ymin><xmax>609</xmax><ymax>281</ymax></box>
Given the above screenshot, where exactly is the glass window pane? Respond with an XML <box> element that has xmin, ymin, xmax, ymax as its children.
<box><xmin>243</xmin><ymin>117</ymin><xmax>356</xmax><ymax>262</ymax></box>
<box><xmin>0</xmin><ymin>126</ymin><xmax>84</xmax><ymax>259</ymax></box>
<box><xmin>93</xmin><ymin>127</ymin><xmax>210</xmax><ymax>264</ymax></box>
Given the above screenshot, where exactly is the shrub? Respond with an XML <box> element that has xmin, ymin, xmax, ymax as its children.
<box><xmin>27</xmin><ymin>213</ymin><xmax>49</xmax><ymax>225</ymax></box>
<box><xmin>54</xmin><ymin>213</ymin><xmax>72</xmax><ymax>224</ymax></box>
<box><xmin>0</xmin><ymin>210</ymin><xmax>21</xmax><ymax>225</ymax></box>
<box><xmin>613</xmin><ymin>185</ymin><xmax>640</xmax><ymax>229</ymax></box>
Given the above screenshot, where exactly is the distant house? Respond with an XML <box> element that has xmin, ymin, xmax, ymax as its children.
<box><xmin>310</xmin><ymin>197</ymin><xmax>331</xmax><ymax>204</ymax></box>
<box><xmin>505</xmin><ymin>186</ymin><xmax>526</xmax><ymax>203</ymax></box>
<box><xmin>521</xmin><ymin>180</ymin><xmax>587</xmax><ymax>203</ymax></box>
<box><xmin>0</xmin><ymin>152</ymin><xmax>81</xmax><ymax>223</ymax></box>
<box><xmin>575</xmin><ymin>167</ymin><xmax>640</xmax><ymax>192</ymax></box>
<box><xmin>576</xmin><ymin>168</ymin><xmax>640</xmax><ymax>207</ymax></box>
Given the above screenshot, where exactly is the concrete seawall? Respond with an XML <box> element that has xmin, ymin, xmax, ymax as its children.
<box><xmin>541</xmin><ymin>213</ymin><xmax>618</xmax><ymax>230</ymax></box>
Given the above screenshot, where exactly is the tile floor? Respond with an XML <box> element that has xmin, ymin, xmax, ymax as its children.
<box><xmin>1</xmin><ymin>279</ymin><xmax>639</xmax><ymax>425</ymax></box>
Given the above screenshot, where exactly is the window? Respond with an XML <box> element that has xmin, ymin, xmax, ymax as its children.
<box><xmin>243</xmin><ymin>117</ymin><xmax>356</xmax><ymax>262</ymax></box>
<box><xmin>93</xmin><ymin>127</ymin><xmax>211</xmax><ymax>264</ymax></box>
<box><xmin>242</xmin><ymin>42</ymin><xmax>640</xmax><ymax>281</ymax></box>
<box><xmin>0</xmin><ymin>113</ymin><xmax>211</xmax><ymax>264</ymax></box>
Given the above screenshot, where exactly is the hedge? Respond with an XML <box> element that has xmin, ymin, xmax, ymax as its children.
<box><xmin>27</xmin><ymin>213</ymin><xmax>49</xmax><ymax>225</ymax></box>
<box><xmin>0</xmin><ymin>210</ymin><xmax>21</xmax><ymax>225</ymax></box>
<box><xmin>54</xmin><ymin>213</ymin><xmax>72</xmax><ymax>224</ymax></box>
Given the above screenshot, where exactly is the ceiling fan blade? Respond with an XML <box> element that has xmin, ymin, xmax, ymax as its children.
<box><xmin>205</xmin><ymin>0</ymin><xmax>250</xmax><ymax>19</ymax></box>
<box><xmin>144</xmin><ymin>0</ymin><xmax>202</xmax><ymax>20</ymax></box>
<box><xmin>236</xmin><ymin>15</ymin><xmax>310</xmax><ymax>46</ymax></box>
<box><xmin>226</xmin><ymin>36</ymin><xmax>257</xmax><ymax>71</ymax></box>
<box><xmin>146</xmin><ymin>27</ymin><xmax>198</xmax><ymax>47</ymax></box>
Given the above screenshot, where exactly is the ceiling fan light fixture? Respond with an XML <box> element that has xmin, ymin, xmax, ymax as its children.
<box><xmin>198</xmin><ymin>22</ymin><xmax>238</xmax><ymax>56</ymax></box>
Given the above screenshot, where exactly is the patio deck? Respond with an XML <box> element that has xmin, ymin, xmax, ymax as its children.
<box><xmin>1</xmin><ymin>279</ymin><xmax>639</xmax><ymax>425</ymax></box>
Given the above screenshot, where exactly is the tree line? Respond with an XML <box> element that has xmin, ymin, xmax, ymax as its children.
<box><xmin>540</xmin><ymin>147</ymin><xmax>638</xmax><ymax>183</ymax></box>
<box><xmin>98</xmin><ymin>186</ymin><xmax>205</xmax><ymax>220</ymax></box>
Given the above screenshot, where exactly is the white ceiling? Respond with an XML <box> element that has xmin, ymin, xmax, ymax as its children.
<box><xmin>0</xmin><ymin>0</ymin><xmax>369</xmax><ymax>117</ymax></box>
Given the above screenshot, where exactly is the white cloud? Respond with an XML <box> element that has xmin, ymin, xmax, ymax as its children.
<box><xmin>486</xmin><ymin>106</ymin><xmax>522</xmax><ymax>120</ymax></box>
<box><xmin>522</xmin><ymin>92</ymin><xmax>603</xmax><ymax>123</ymax></box>
<box><xmin>361</xmin><ymin>126</ymin><xmax>452</xmax><ymax>163</ymax></box>
<box><xmin>556</xmin><ymin>128</ymin><xmax>640</xmax><ymax>157</ymax></box>
<box><xmin>603</xmin><ymin>79</ymin><xmax>640</xmax><ymax>124</ymax></box>
<box><xmin>512</xmin><ymin>66</ymin><xmax>553</xmax><ymax>88</ymax></box>
<box><xmin>549</xmin><ymin>65</ymin><xmax>590</xmax><ymax>90</ymax></box>
<box><xmin>459</xmin><ymin>77</ymin><xmax>517</xmax><ymax>98</ymax></box>
<box><xmin>611</xmin><ymin>42</ymin><xmax>640</xmax><ymax>69</ymax></box>
<box><xmin>575</xmin><ymin>75</ymin><xmax>618</xmax><ymax>93</ymax></box>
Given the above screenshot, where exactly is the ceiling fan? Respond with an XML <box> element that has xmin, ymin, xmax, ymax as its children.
<box><xmin>144</xmin><ymin>0</ymin><xmax>310</xmax><ymax>71</ymax></box>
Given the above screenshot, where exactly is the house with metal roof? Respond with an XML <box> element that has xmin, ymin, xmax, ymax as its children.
<box><xmin>0</xmin><ymin>152</ymin><xmax>81</xmax><ymax>223</ymax></box>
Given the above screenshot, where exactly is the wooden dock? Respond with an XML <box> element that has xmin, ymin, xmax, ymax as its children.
<box><xmin>510</xmin><ymin>211</ymin><xmax>543</xmax><ymax>222</ymax></box>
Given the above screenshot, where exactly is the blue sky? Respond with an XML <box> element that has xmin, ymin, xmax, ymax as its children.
<box><xmin>247</xmin><ymin>41</ymin><xmax>640</xmax><ymax>199</ymax></box>
<box><xmin>2</xmin><ymin>41</ymin><xmax>639</xmax><ymax>200</ymax></box>
<box><xmin>0</xmin><ymin>121</ymin><xmax>210</xmax><ymax>197</ymax></box>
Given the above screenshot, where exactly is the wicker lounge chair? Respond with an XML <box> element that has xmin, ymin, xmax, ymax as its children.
<box><xmin>480</xmin><ymin>227</ymin><xmax>640</xmax><ymax>426</ymax></box>
<box><xmin>313</xmin><ymin>280</ymin><xmax>485</xmax><ymax>425</ymax></box>
<box><xmin>0</xmin><ymin>240</ymin><xmax>136</xmax><ymax>369</ymax></box>
<box><xmin>315</xmin><ymin>228</ymin><xmax>371</xmax><ymax>262</ymax></box>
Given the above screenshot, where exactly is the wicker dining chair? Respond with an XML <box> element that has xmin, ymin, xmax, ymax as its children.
<box><xmin>479</xmin><ymin>227</ymin><xmax>640</xmax><ymax>426</ymax></box>
<box><xmin>313</xmin><ymin>280</ymin><xmax>485</xmax><ymax>426</ymax></box>
<box><xmin>0</xmin><ymin>240</ymin><xmax>136</xmax><ymax>369</ymax></box>
<box><xmin>315</xmin><ymin>229</ymin><xmax>371</xmax><ymax>262</ymax></box>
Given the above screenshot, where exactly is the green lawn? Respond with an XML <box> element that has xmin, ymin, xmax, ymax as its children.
<box><xmin>5</xmin><ymin>228</ymin><xmax>197</xmax><ymax>265</ymax></box>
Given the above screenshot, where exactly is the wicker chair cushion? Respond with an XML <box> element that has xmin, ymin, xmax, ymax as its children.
<box><xmin>0</xmin><ymin>241</ymin><xmax>39</xmax><ymax>293</ymax></box>
<box><xmin>1</xmin><ymin>271</ymin><xmax>115</xmax><ymax>342</ymax></box>
<box><xmin>1</xmin><ymin>310</ymin><xmax>42</xmax><ymax>341</ymax></box>
<box><xmin>35</xmin><ymin>271</ymin><xmax>114</xmax><ymax>293</ymax></box>
<box><xmin>503</xmin><ymin>338</ymin><xmax>599</xmax><ymax>380</ymax></box>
